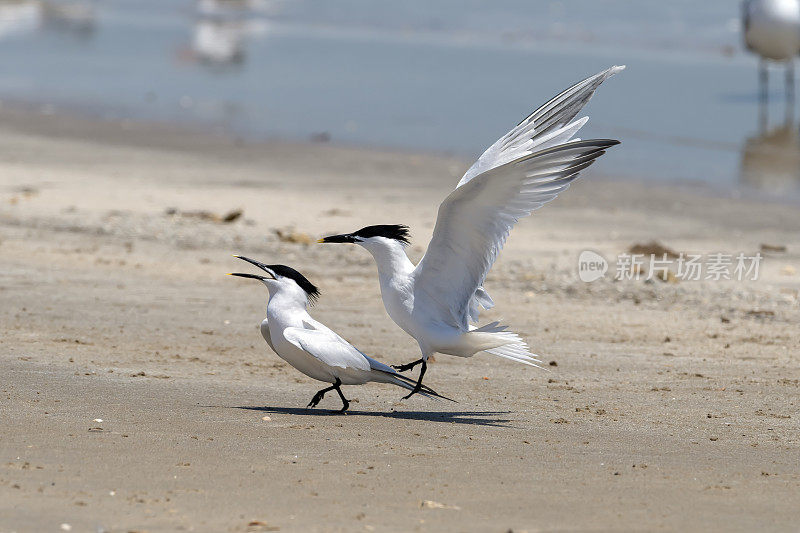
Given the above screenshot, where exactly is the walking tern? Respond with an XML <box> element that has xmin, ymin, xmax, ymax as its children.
<box><xmin>319</xmin><ymin>66</ymin><xmax>624</xmax><ymax>398</ymax></box>
<box><xmin>229</xmin><ymin>255</ymin><xmax>449</xmax><ymax>411</ymax></box>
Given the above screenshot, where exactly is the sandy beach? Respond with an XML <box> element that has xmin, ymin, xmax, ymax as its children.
<box><xmin>1</xmin><ymin>108</ymin><xmax>799</xmax><ymax>532</ymax></box>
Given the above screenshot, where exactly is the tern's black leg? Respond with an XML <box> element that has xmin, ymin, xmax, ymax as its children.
<box><xmin>332</xmin><ymin>379</ymin><xmax>349</xmax><ymax>412</ymax></box>
<box><xmin>392</xmin><ymin>358</ymin><xmax>424</xmax><ymax>372</ymax></box>
<box><xmin>402</xmin><ymin>360</ymin><xmax>427</xmax><ymax>400</ymax></box>
<box><xmin>307</xmin><ymin>382</ymin><xmax>337</xmax><ymax>409</ymax></box>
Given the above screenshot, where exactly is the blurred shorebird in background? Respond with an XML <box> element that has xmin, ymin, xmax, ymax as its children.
<box><xmin>320</xmin><ymin>66</ymin><xmax>624</xmax><ymax>398</ymax></box>
<box><xmin>0</xmin><ymin>1</ymin><xmax>96</xmax><ymax>40</ymax></box>
<box><xmin>229</xmin><ymin>256</ymin><xmax>450</xmax><ymax>412</ymax></box>
<box><xmin>742</xmin><ymin>0</ymin><xmax>800</xmax><ymax>106</ymax></box>
<box><xmin>177</xmin><ymin>0</ymin><xmax>271</xmax><ymax>68</ymax></box>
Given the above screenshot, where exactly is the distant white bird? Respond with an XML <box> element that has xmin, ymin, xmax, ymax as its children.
<box><xmin>192</xmin><ymin>19</ymin><xmax>246</xmax><ymax>64</ymax></box>
<box><xmin>229</xmin><ymin>256</ymin><xmax>449</xmax><ymax>411</ymax></box>
<box><xmin>743</xmin><ymin>0</ymin><xmax>800</xmax><ymax>100</ymax></box>
<box><xmin>320</xmin><ymin>66</ymin><xmax>624</xmax><ymax>397</ymax></box>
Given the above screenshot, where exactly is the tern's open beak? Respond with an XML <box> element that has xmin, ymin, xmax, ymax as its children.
<box><xmin>232</xmin><ymin>255</ymin><xmax>276</xmax><ymax>279</ymax></box>
<box><xmin>228</xmin><ymin>272</ymin><xmax>269</xmax><ymax>281</ymax></box>
<box><xmin>317</xmin><ymin>233</ymin><xmax>357</xmax><ymax>244</ymax></box>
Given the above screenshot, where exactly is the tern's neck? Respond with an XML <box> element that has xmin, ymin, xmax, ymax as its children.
<box><xmin>266</xmin><ymin>286</ymin><xmax>310</xmax><ymax>319</ymax></box>
<box><xmin>362</xmin><ymin>239</ymin><xmax>415</xmax><ymax>281</ymax></box>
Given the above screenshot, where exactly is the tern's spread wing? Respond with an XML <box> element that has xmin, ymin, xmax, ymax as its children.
<box><xmin>413</xmin><ymin>67</ymin><xmax>623</xmax><ymax>330</ymax></box>
<box><xmin>283</xmin><ymin>327</ymin><xmax>371</xmax><ymax>372</ymax></box>
<box><xmin>458</xmin><ymin>66</ymin><xmax>624</xmax><ymax>188</ymax></box>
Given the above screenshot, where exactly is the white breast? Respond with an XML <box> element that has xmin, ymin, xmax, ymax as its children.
<box><xmin>260</xmin><ymin>319</ymin><xmax>275</xmax><ymax>352</ymax></box>
<box><xmin>379</xmin><ymin>275</ymin><xmax>417</xmax><ymax>335</ymax></box>
<box><xmin>745</xmin><ymin>0</ymin><xmax>800</xmax><ymax>60</ymax></box>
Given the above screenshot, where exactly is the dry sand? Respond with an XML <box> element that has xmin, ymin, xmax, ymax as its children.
<box><xmin>1</xmin><ymin>108</ymin><xmax>799</xmax><ymax>532</ymax></box>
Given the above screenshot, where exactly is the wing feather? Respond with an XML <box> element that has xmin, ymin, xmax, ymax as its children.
<box><xmin>283</xmin><ymin>327</ymin><xmax>371</xmax><ymax>372</ymax></box>
<box><xmin>414</xmin><ymin>139</ymin><xmax>618</xmax><ymax>329</ymax></box>
<box><xmin>412</xmin><ymin>66</ymin><xmax>623</xmax><ymax>330</ymax></box>
<box><xmin>458</xmin><ymin>65</ymin><xmax>624</xmax><ymax>187</ymax></box>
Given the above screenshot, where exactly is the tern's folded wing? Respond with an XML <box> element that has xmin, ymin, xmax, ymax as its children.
<box><xmin>282</xmin><ymin>327</ymin><xmax>371</xmax><ymax>372</ymax></box>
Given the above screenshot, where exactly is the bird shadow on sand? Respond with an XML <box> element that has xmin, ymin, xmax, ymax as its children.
<box><xmin>230</xmin><ymin>405</ymin><xmax>513</xmax><ymax>427</ymax></box>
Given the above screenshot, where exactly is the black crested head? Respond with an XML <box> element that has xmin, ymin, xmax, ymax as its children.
<box><xmin>268</xmin><ymin>264</ymin><xmax>320</xmax><ymax>304</ymax></box>
<box><xmin>352</xmin><ymin>224</ymin><xmax>410</xmax><ymax>245</ymax></box>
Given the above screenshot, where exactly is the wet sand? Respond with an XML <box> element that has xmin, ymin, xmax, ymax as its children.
<box><xmin>1</xmin><ymin>109</ymin><xmax>799</xmax><ymax>532</ymax></box>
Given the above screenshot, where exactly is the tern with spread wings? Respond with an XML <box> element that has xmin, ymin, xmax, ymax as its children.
<box><xmin>319</xmin><ymin>66</ymin><xmax>624</xmax><ymax>398</ymax></box>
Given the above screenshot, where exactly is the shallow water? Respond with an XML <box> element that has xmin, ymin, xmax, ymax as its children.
<box><xmin>1</xmin><ymin>0</ymin><xmax>799</xmax><ymax>197</ymax></box>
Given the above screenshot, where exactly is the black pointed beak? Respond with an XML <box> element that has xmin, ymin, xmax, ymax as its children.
<box><xmin>228</xmin><ymin>272</ymin><xmax>269</xmax><ymax>281</ymax></box>
<box><xmin>232</xmin><ymin>255</ymin><xmax>276</xmax><ymax>279</ymax></box>
<box><xmin>317</xmin><ymin>233</ymin><xmax>357</xmax><ymax>244</ymax></box>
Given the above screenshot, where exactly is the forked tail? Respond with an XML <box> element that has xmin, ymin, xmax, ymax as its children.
<box><xmin>471</xmin><ymin>321</ymin><xmax>542</xmax><ymax>368</ymax></box>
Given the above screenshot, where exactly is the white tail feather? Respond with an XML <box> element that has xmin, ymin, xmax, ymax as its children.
<box><xmin>471</xmin><ymin>321</ymin><xmax>542</xmax><ymax>367</ymax></box>
<box><xmin>485</xmin><ymin>344</ymin><xmax>542</xmax><ymax>368</ymax></box>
